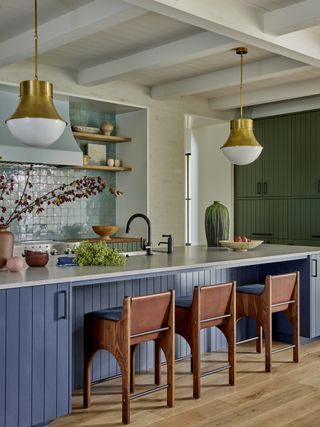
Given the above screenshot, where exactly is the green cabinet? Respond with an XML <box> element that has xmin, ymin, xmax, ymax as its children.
<box><xmin>235</xmin><ymin>116</ymin><xmax>292</xmax><ymax>198</ymax></box>
<box><xmin>289</xmin><ymin>199</ymin><xmax>320</xmax><ymax>243</ymax></box>
<box><xmin>291</xmin><ymin>110</ymin><xmax>320</xmax><ymax>196</ymax></box>
<box><xmin>235</xmin><ymin>109</ymin><xmax>320</xmax><ymax>245</ymax></box>
<box><xmin>235</xmin><ymin>199</ymin><xmax>288</xmax><ymax>241</ymax></box>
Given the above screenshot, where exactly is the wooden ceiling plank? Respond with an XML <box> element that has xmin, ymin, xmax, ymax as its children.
<box><xmin>78</xmin><ymin>32</ymin><xmax>238</xmax><ymax>86</ymax></box>
<box><xmin>0</xmin><ymin>0</ymin><xmax>147</xmax><ymax>68</ymax></box>
<box><xmin>151</xmin><ymin>56</ymin><xmax>312</xmax><ymax>99</ymax></box>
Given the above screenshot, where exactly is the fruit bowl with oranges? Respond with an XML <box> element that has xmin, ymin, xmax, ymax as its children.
<box><xmin>219</xmin><ymin>236</ymin><xmax>263</xmax><ymax>251</ymax></box>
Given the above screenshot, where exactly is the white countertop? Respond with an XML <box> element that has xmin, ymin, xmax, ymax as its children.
<box><xmin>0</xmin><ymin>244</ymin><xmax>319</xmax><ymax>290</ymax></box>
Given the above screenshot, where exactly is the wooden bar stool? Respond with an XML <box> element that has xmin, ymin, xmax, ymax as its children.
<box><xmin>236</xmin><ymin>272</ymin><xmax>300</xmax><ymax>372</ymax></box>
<box><xmin>156</xmin><ymin>282</ymin><xmax>236</xmax><ymax>399</ymax></box>
<box><xmin>83</xmin><ymin>290</ymin><xmax>175</xmax><ymax>424</ymax></box>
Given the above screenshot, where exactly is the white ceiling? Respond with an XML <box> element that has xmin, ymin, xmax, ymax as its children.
<box><xmin>1</xmin><ymin>0</ymin><xmax>320</xmax><ymax>113</ymax></box>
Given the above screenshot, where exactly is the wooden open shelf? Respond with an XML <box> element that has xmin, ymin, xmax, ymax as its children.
<box><xmin>73</xmin><ymin>131</ymin><xmax>131</xmax><ymax>143</ymax></box>
<box><xmin>72</xmin><ymin>164</ymin><xmax>132</xmax><ymax>172</ymax></box>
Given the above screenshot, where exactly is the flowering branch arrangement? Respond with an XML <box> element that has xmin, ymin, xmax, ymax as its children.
<box><xmin>0</xmin><ymin>165</ymin><xmax>111</xmax><ymax>227</ymax></box>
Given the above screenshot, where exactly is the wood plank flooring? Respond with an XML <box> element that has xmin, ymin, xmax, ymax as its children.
<box><xmin>51</xmin><ymin>340</ymin><xmax>320</xmax><ymax>427</ymax></box>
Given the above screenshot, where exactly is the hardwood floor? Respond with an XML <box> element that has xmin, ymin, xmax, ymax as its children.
<box><xmin>51</xmin><ymin>340</ymin><xmax>320</xmax><ymax>427</ymax></box>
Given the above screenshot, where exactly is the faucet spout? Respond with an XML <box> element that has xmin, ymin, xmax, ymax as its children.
<box><xmin>125</xmin><ymin>213</ymin><xmax>153</xmax><ymax>255</ymax></box>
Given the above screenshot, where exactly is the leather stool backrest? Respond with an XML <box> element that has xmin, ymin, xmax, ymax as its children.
<box><xmin>198</xmin><ymin>282</ymin><xmax>234</xmax><ymax>321</ymax></box>
<box><xmin>130</xmin><ymin>291</ymin><xmax>173</xmax><ymax>336</ymax></box>
<box><xmin>268</xmin><ymin>272</ymin><xmax>298</xmax><ymax>305</ymax></box>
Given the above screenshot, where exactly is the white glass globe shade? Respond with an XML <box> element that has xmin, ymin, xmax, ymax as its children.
<box><xmin>221</xmin><ymin>146</ymin><xmax>263</xmax><ymax>165</ymax></box>
<box><xmin>6</xmin><ymin>117</ymin><xmax>66</xmax><ymax>147</ymax></box>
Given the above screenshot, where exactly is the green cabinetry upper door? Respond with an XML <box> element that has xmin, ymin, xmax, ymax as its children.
<box><xmin>262</xmin><ymin>115</ymin><xmax>292</xmax><ymax>197</ymax></box>
<box><xmin>291</xmin><ymin>110</ymin><xmax>320</xmax><ymax>196</ymax></box>
<box><xmin>235</xmin><ymin>115</ymin><xmax>291</xmax><ymax>198</ymax></box>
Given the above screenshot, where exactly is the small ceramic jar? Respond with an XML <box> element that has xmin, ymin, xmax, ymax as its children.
<box><xmin>100</xmin><ymin>122</ymin><xmax>114</xmax><ymax>136</ymax></box>
<box><xmin>114</xmin><ymin>159</ymin><xmax>121</xmax><ymax>167</ymax></box>
<box><xmin>107</xmin><ymin>158</ymin><xmax>115</xmax><ymax>167</ymax></box>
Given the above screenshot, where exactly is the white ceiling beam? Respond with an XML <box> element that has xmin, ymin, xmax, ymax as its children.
<box><xmin>264</xmin><ymin>0</ymin><xmax>320</xmax><ymax>36</ymax></box>
<box><xmin>124</xmin><ymin>0</ymin><xmax>320</xmax><ymax>67</ymax></box>
<box><xmin>152</xmin><ymin>56</ymin><xmax>312</xmax><ymax>99</ymax></box>
<box><xmin>209</xmin><ymin>78</ymin><xmax>320</xmax><ymax>110</ymax></box>
<box><xmin>78</xmin><ymin>32</ymin><xmax>238</xmax><ymax>86</ymax></box>
<box><xmin>0</xmin><ymin>0</ymin><xmax>147</xmax><ymax>68</ymax></box>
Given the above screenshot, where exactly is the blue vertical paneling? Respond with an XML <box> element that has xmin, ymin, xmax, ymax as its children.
<box><xmin>44</xmin><ymin>285</ymin><xmax>57</xmax><ymax>422</ymax></box>
<box><xmin>32</xmin><ymin>286</ymin><xmax>45</xmax><ymax>426</ymax></box>
<box><xmin>100</xmin><ymin>284</ymin><xmax>110</xmax><ymax>379</ymax></box>
<box><xmin>6</xmin><ymin>288</ymin><xmax>19</xmax><ymax>427</ymax></box>
<box><xmin>19</xmin><ymin>287</ymin><xmax>32</xmax><ymax>427</ymax></box>
<box><xmin>57</xmin><ymin>283</ymin><xmax>70</xmax><ymax>417</ymax></box>
<box><xmin>108</xmin><ymin>282</ymin><xmax>117</xmax><ymax>378</ymax></box>
<box><xmin>0</xmin><ymin>291</ymin><xmax>6</xmax><ymax>427</ymax></box>
<box><xmin>92</xmin><ymin>285</ymin><xmax>101</xmax><ymax>381</ymax></box>
<box><xmin>73</xmin><ymin>287</ymin><xmax>84</xmax><ymax>390</ymax></box>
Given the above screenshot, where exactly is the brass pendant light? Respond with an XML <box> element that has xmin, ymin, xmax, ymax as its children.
<box><xmin>6</xmin><ymin>0</ymin><xmax>66</xmax><ymax>147</ymax></box>
<box><xmin>221</xmin><ymin>47</ymin><xmax>263</xmax><ymax>165</ymax></box>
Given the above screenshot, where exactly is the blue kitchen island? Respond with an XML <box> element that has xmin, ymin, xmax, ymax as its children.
<box><xmin>0</xmin><ymin>244</ymin><xmax>319</xmax><ymax>427</ymax></box>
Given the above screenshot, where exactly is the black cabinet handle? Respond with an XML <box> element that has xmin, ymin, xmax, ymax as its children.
<box><xmin>311</xmin><ymin>235</ymin><xmax>320</xmax><ymax>239</ymax></box>
<box><xmin>252</xmin><ymin>232</ymin><xmax>272</xmax><ymax>236</ymax></box>
<box><xmin>263</xmin><ymin>182</ymin><xmax>267</xmax><ymax>194</ymax></box>
<box><xmin>312</xmin><ymin>259</ymin><xmax>318</xmax><ymax>278</ymax></box>
<box><xmin>318</xmin><ymin>180</ymin><xmax>320</xmax><ymax>193</ymax></box>
<box><xmin>257</xmin><ymin>182</ymin><xmax>262</xmax><ymax>194</ymax></box>
<box><xmin>58</xmin><ymin>290</ymin><xmax>68</xmax><ymax>319</ymax></box>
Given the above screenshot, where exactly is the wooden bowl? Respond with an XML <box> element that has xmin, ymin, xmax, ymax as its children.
<box><xmin>219</xmin><ymin>240</ymin><xmax>263</xmax><ymax>252</ymax></box>
<box><xmin>92</xmin><ymin>225</ymin><xmax>119</xmax><ymax>240</ymax></box>
<box><xmin>24</xmin><ymin>250</ymin><xmax>49</xmax><ymax>267</ymax></box>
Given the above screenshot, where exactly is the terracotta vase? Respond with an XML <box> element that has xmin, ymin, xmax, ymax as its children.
<box><xmin>205</xmin><ymin>201</ymin><xmax>229</xmax><ymax>247</ymax></box>
<box><xmin>0</xmin><ymin>226</ymin><xmax>14</xmax><ymax>268</ymax></box>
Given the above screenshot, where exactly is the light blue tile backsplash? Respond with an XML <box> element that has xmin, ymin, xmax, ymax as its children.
<box><xmin>0</xmin><ymin>164</ymin><xmax>116</xmax><ymax>241</ymax></box>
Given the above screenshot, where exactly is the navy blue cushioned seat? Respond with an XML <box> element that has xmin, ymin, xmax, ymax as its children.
<box><xmin>236</xmin><ymin>284</ymin><xmax>265</xmax><ymax>295</ymax></box>
<box><xmin>175</xmin><ymin>295</ymin><xmax>193</xmax><ymax>308</ymax></box>
<box><xmin>89</xmin><ymin>306</ymin><xmax>122</xmax><ymax>321</ymax></box>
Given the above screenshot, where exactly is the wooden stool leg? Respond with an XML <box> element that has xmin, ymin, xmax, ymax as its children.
<box><xmin>293</xmin><ymin>301</ymin><xmax>300</xmax><ymax>363</ymax></box>
<box><xmin>192</xmin><ymin>342</ymin><xmax>201</xmax><ymax>399</ymax></box>
<box><xmin>121</xmin><ymin>356</ymin><xmax>131</xmax><ymax>424</ymax></box>
<box><xmin>264</xmin><ymin>313</ymin><xmax>272</xmax><ymax>372</ymax></box>
<box><xmin>190</xmin><ymin>355</ymin><xmax>193</xmax><ymax>373</ymax></box>
<box><xmin>166</xmin><ymin>340</ymin><xmax>174</xmax><ymax>408</ymax></box>
<box><xmin>154</xmin><ymin>341</ymin><xmax>161</xmax><ymax>386</ymax></box>
<box><xmin>83</xmin><ymin>350</ymin><xmax>93</xmax><ymax>408</ymax></box>
<box><xmin>228</xmin><ymin>328</ymin><xmax>236</xmax><ymax>386</ymax></box>
<box><xmin>256</xmin><ymin>324</ymin><xmax>263</xmax><ymax>354</ymax></box>
<box><xmin>130</xmin><ymin>345</ymin><xmax>136</xmax><ymax>394</ymax></box>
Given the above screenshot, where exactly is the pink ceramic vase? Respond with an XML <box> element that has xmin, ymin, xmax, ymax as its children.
<box><xmin>0</xmin><ymin>226</ymin><xmax>14</xmax><ymax>268</ymax></box>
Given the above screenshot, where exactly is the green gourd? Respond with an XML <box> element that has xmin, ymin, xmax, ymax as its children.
<box><xmin>205</xmin><ymin>201</ymin><xmax>229</xmax><ymax>247</ymax></box>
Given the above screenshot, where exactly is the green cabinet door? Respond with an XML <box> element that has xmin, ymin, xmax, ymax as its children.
<box><xmin>262</xmin><ymin>115</ymin><xmax>292</xmax><ymax>197</ymax></box>
<box><xmin>234</xmin><ymin>120</ymin><xmax>263</xmax><ymax>198</ymax></box>
<box><xmin>289</xmin><ymin>199</ymin><xmax>320</xmax><ymax>243</ymax></box>
<box><xmin>235</xmin><ymin>199</ymin><xmax>288</xmax><ymax>241</ymax></box>
<box><xmin>291</xmin><ymin>110</ymin><xmax>320</xmax><ymax>196</ymax></box>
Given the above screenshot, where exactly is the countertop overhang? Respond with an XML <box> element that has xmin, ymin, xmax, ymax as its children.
<box><xmin>1</xmin><ymin>244</ymin><xmax>319</xmax><ymax>290</ymax></box>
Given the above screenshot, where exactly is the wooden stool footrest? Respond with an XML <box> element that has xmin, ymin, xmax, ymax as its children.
<box><xmin>131</xmin><ymin>326</ymin><xmax>169</xmax><ymax>338</ymax></box>
<box><xmin>236</xmin><ymin>336</ymin><xmax>259</xmax><ymax>345</ymax></box>
<box><xmin>130</xmin><ymin>384</ymin><xmax>169</xmax><ymax>400</ymax></box>
<box><xmin>200</xmin><ymin>364</ymin><xmax>231</xmax><ymax>378</ymax></box>
<box><xmin>272</xmin><ymin>344</ymin><xmax>295</xmax><ymax>354</ymax></box>
<box><xmin>200</xmin><ymin>313</ymin><xmax>231</xmax><ymax>324</ymax></box>
<box><xmin>272</xmin><ymin>300</ymin><xmax>295</xmax><ymax>308</ymax></box>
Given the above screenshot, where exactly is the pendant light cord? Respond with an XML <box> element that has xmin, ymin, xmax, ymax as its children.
<box><xmin>34</xmin><ymin>0</ymin><xmax>38</xmax><ymax>80</ymax></box>
<box><xmin>240</xmin><ymin>50</ymin><xmax>243</xmax><ymax>119</ymax></box>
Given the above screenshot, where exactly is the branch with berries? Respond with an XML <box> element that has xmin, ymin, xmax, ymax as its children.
<box><xmin>0</xmin><ymin>165</ymin><xmax>123</xmax><ymax>227</ymax></box>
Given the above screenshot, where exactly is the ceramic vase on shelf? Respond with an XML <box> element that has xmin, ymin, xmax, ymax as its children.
<box><xmin>0</xmin><ymin>226</ymin><xmax>14</xmax><ymax>268</ymax></box>
<box><xmin>205</xmin><ymin>201</ymin><xmax>229</xmax><ymax>247</ymax></box>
